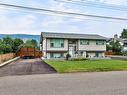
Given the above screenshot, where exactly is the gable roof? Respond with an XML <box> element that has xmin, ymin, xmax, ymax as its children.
<box><xmin>41</xmin><ymin>32</ymin><xmax>107</xmax><ymax>40</ymax></box>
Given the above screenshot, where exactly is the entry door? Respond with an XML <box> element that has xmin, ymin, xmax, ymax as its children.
<box><xmin>69</xmin><ymin>46</ymin><xmax>74</xmax><ymax>57</ymax></box>
<box><xmin>95</xmin><ymin>53</ymin><xmax>99</xmax><ymax>57</ymax></box>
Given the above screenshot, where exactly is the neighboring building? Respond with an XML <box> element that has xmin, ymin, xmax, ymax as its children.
<box><xmin>108</xmin><ymin>34</ymin><xmax>127</xmax><ymax>52</ymax></box>
<box><xmin>40</xmin><ymin>32</ymin><xmax>107</xmax><ymax>59</ymax></box>
<box><xmin>123</xmin><ymin>39</ymin><xmax>127</xmax><ymax>51</ymax></box>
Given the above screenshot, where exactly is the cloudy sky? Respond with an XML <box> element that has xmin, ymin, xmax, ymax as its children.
<box><xmin>0</xmin><ymin>0</ymin><xmax>127</xmax><ymax>37</ymax></box>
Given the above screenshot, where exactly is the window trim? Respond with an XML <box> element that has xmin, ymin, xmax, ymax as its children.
<box><xmin>96</xmin><ymin>40</ymin><xmax>105</xmax><ymax>45</ymax></box>
<box><xmin>50</xmin><ymin>39</ymin><xmax>64</xmax><ymax>48</ymax></box>
<box><xmin>80</xmin><ymin>39</ymin><xmax>89</xmax><ymax>45</ymax></box>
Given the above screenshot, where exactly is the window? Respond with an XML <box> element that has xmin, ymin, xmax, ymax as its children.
<box><xmin>50</xmin><ymin>53</ymin><xmax>54</xmax><ymax>58</ymax></box>
<box><xmin>50</xmin><ymin>43</ymin><xmax>54</xmax><ymax>47</ymax></box>
<box><xmin>50</xmin><ymin>39</ymin><xmax>64</xmax><ymax>48</ymax></box>
<box><xmin>80</xmin><ymin>40</ymin><xmax>89</xmax><ymax>45</ymax></box>
<box><xmin>61</xmin><ymin>43</ymin><xmax>64</xmax><ymax>47</ymax></box>
<box><xmin>124</xmin><ymin>42</ymin><xmax>127</xmax><ymax>47</ymax></box>
<box><xmin>96</xmin><ymin>40</ymin><xmax>105</xmax><ymax>45</ymax></box>
<box><xmin>60</xmin><ymin>53</ymin><xmax>64</xmax><ymax>57</ymax></box>
<box><xmin>95</xmin><ymin>53</ymin><xmax>99</xmax><ymax>57</ymax></box>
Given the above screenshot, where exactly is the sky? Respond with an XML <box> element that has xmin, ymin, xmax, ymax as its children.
<box><xmin>0</xmin><ymin>0</ymin><xmax>127</xmax><ymax>37</ymax></box>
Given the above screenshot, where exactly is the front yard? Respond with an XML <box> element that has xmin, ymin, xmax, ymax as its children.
<box><xmin>45</xmin><ymin>60</ymin><xmax>127</xmax><ymax>73</ymax></box>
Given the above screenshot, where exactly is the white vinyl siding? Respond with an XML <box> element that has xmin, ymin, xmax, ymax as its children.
<box><xmin>50</xmin><ymin>53</ymin><xmax>64</xmax><ymax>58</ymax></box>
<box><xmin>79</xmin><ymin>40</ymin><xmax>106</xmax><ymax>51</ymax></box>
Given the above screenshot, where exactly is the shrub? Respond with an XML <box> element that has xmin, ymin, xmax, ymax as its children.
<box><xmin>113</xmin><ymin>52</ymin><xmax>123</xmax><ymax>55</ymax></box>
<box><xmin>71</xmin><ymin>57</ymin><xmax>88</xmax><ymax>61</ymax></box>
<box><xmin>123</xmin><ymin>52</ymin><xmax>127</xmax><ymax>56</ymax></box>
<box><xmin>66</xmin><ymin>54</ymin><xmax>71</xmax><ymax>60</ymax></box>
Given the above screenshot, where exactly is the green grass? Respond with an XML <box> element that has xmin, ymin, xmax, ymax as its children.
<box><xmin>45</xmin><ymin>60</ymin><xmax>127</xmax><ymax>73</ymax></box>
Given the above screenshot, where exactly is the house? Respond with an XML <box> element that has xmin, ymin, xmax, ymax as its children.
<box><xmin>40</xmin><ymin>32</ymin><xmax>107</xmax><ymax>59</ymax></box>
<box><xmin>108</xmin><ymin>34</ymin><xmax>127</xmax><ymax>52</ymax></box>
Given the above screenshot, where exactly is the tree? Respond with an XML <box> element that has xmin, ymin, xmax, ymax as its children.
<box><xmin>3</xmin><ymin>36</ymin><xmax>14</xmax><ymax>47</ymax></box>
<box><xmin>110</xmin><ymin>40</ymin><xmax>122</xmax><ymax>52</ymax></box>
<box><xmin>0</xmin><ymin>39</ymin><xmax>2</xmax><ymax>43</ymax></box>
<box><xmin>25</xmin><ymin>39</ymin><xmax>38</xmax><ymax>48</ymax></box>
<box><xmin>13</xmin><ymin>38</ymin><xmax>24</xmax><ymax>52</ymax></box>
<box><xmin>1</xmin><ymin>37</ymin><xmax>24</xmax><ymax>53</ymax></box>
<box><xmin>0</xmin><ymin>40</ymin><xmax>4</xmax><ymax>54</ymax></box>
<box><xmin>121</xmin><ymin>29</ymin><xmax>127</xmax><ymax>38</ymax></box>
<box><xmin>0</xmin><ymin>37</ymin><xmax>13</xmax><ymax>54</ymax></box>
<box><xmin>3</xmin><ymin>44</ymin><xmax>13</xmax><ymax>53</ymax></box>
<box><xmin>106</xmin><ymin>44</ymin><xmax>112</xmax><ymax>51</ymax></box>
<box><xmin>0</xmin><ymin>43</ymin><xmax>13</xmax><ymax>54</ymax></box>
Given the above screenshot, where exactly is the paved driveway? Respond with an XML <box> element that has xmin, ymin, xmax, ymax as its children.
<box><xmin>1</xmin><ymin>71</ymin><xmax>127</xmax><ymax>95</ymax></box>
<box><xmin>0</xmin><ymin>58</ymin><xmax>56</xmax><ymax>77</ymax></box>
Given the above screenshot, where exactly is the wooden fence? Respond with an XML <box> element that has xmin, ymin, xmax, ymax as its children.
<box><xmin>16</xmin><ymin>47</ymin><xmax>42</xmax><ymax>58</ymax></box>
<box><xmin>0</xmin><ymin>53</ymin><xmax>16</xmax><ymax>64</ymax></box>
<box><xmin>105</xmin><ymin>51</ymin><xmax>114</xmax><ymax>56</ymax></box>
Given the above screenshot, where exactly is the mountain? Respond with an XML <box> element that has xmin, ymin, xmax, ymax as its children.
<box><xmin>0</xmin><ymin>34</ymin><xmax>40</xmax><ymax>43</ymax></box>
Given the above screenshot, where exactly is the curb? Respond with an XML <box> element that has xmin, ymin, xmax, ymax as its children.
<box><xmin>0</xmin><ymin>57</ymin><xmax>20</xmax><ymax>67</ymax></box>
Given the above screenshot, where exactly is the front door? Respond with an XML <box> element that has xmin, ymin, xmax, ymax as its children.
<box><xmin>69</xmin><ymin>46</ymin><xmax>73</xmax><ymax>56</ymax></box>
<box><xmin>95</xmin><ymin>53</ymin><xmax>99</xmax><ymax>57</ymax></box>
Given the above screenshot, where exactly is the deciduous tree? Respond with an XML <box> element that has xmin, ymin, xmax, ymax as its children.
<box><xmin>121</xmin><ymin>29</ymin><xmax>127</xmax><ymax>38</ymax></box>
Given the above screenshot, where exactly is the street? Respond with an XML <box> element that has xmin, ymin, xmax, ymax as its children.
<box><xmin>1</xmin><ymin>71</ymin><xmax>127</xmax><ymax>95</ymax></box>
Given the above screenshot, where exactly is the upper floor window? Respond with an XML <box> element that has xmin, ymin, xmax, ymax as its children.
<box><xmin>96</xmin><ymin>40</ymin><xmax>105</xmax><ymax>45</ymax></box>
<box><xmin>80</xmin><ymin>40</ymin><xmax>89</xmax><ymax>45</ymax></box>
<box><xmin>50</xmin><ymin>39</ymin><xmax>64</xmax><ymax>48</ymax></box>
<box><xmin>124</xmin><ymin>42</ymin><xmax>127</xmax><ymax>47</ymax></box>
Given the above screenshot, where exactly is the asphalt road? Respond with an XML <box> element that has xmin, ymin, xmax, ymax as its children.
<box><xmin>0</xmin><ymin>58</ymin><xmax>56</xmax><ymax>77</ymax></box>
<box><xmin>1</xmin><ymin>71</ymin><xmax>127</xmax><ymax>95</ymax></box>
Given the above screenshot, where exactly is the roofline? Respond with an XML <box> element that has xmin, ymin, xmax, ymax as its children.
<box><xmin>41</xmin><ymin>32</ymin><xmax>104</xmax><ymax>36</ymax></box>
<box><xmin>42</xmin><ymin>37</ymin><xmax>107</xmax><ymax>40</ymax></box>
<box><xmin>40</xmin><ymin>32</ymin><xmax>107</xmax><ymax>43</ymax></box>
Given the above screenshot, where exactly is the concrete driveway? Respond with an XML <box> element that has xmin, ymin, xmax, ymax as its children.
<box><xmin>0</xmin><ymin>58</ymin><xmax>56</xmax><ymax>77</ymax></box>
<box><xmin>1</xmin><ymin>71</ymin><xmax>127</xmax><ymax>95</ymax></box>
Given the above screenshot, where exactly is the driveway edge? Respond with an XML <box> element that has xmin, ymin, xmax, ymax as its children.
<box><xmin>0</xmin><ymin>57</ymin><xmax>20</xmax><ymax>67</ymax></box>
<box><xmin>41</xmin><ymin>58</ymin><xmax>57</xmax><ymax>73</ymax></box>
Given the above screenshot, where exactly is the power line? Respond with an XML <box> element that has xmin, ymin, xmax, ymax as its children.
<box><xmin>0</xmin><ymin>3</ymin><xmax>127</xmax><ymax>21</ymax></box>
<box><xmin>0</xmin><ymin>8</ymin><xmax>126</xmax><ymax>23</ymax></box>
<box><xmin>0</xmin><ymin>6</ymin><xmax>124</xmax><ymax>23</ymax></box>
<box><xmin>55</xmin><ymin>0</ymin><xmax>127</xmax><ymax>11</ymax></box>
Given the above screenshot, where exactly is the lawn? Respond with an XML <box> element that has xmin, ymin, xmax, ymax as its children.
<box><xmin>45</xmin><ymin>60</ymin><xmax>127</xmax><ymax>73</ymax></box>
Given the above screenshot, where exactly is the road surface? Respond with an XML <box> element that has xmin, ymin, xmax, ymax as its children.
<box><xmin>0</xmin><ymin>58</ymin><xmax>56</xmax><ymax>77</ymax></box>
<box><xmin>1</xmin><ymin>71</ymin><xmax>127</xmax><ymax>95</ymax></box>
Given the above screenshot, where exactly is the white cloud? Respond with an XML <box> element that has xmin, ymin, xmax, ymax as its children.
<box><xmin>104</xmin><ymin>0</ymin><xmax>127</xmax><ymax>5</ymax></box>
<box><xmin>0</xmin><ymin>14</ymin><xmax>39</xmax><ymax>34</ymax></box>
<box><xmin>0</xmin><ymin>6</ymin><xmax>11</xmax><ymax>15</ymax></box>
<box><xmin>16</xmin><ymin>15</ymin><xmax>36</xmax><ymax>29</ymax></box>
<box><xmin>41</xmin><ymin>0</ymin><xmax>82</xmax><ymax>30</ymax></box>
<box><xmin>0</xmin><ymin>0</ymin><xmax>82</xmax><ymax>34</ymax></box>
<box><xmin>86</xmin><ymin>0</ymin><xmax>127</xmax><ymax>5</ymax></box>
<box><xmin>0</xmin><ymin>0</ymin><xmax>127</xmax><ymax>37</ymax></box>
<box><xmin>41</xmin><ymin>16</ymin><xmax>64</xmax><ymax>27</ymax></box>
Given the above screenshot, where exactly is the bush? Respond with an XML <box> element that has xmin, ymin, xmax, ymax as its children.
<box><xmin>123</xmin><ymin>52</ymin><xmax>127</xmax><ymax>56</ymax></box>
<box><xmin>113</xmin><ymin>52</ymin><xmax>123</xmax><ymax>55</ymax></box>
<box><xmin>66</xmin><ymin>54</ymin><xmax>71</xmax><ymax>60</ymax></box>
<box><xmin>71</xmin><ymin>57</ymin><xmax>88</xmax><ymax>61</ymax></box>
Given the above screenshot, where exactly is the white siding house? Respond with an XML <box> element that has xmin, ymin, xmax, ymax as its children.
<box><xmin>40</xmin><ymin>32</ymin><xmax>107</xmax><ymax>59</ymax></box>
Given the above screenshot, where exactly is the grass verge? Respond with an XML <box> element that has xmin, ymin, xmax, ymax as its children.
<box><xmin>45</xmin><ymin>60</ymin><xmax>127</xmax><ymax>73</ymax></box>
